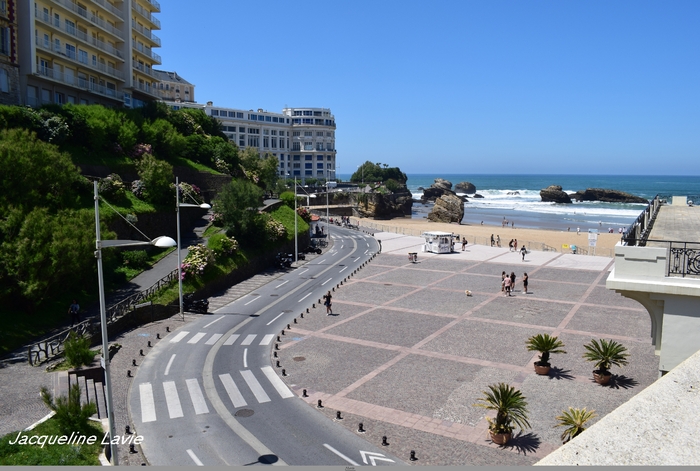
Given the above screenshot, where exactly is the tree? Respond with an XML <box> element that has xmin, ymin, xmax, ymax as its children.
<box><xmin>554</xmin><ymin>407</ymin><xmax>597</xmax><ymax>444</ymax></box>
<box><xmin>350</xmin><ymin>161</ymin><xmax>407</xmax><ymax>184</ymax></box>
<box><xmin>214</xmin><ymin>179</ymin><xmax>264</xmax><ymax>242</ymax></box>
<box><xmin>40</xmin><ymin>384</ymin><xmax>97</xmax><ymax>435</ymax></box>
<box><xmin>136</xmin><ymin>154</ymin><xmax>174</xmax><ymax>205</ymax></box>
<box><xmin>473</xmin><ymin>383</ymin><xmax>531</xmax><ymax>435</ymax></box>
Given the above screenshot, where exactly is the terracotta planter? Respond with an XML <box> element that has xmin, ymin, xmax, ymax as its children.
<box><xmin>534</xmin><ymin>362</ymin><xmax>551</xmax><ymax>375</ymax></box>
<box><xmin>489</xmin><ymin>431</ymin><xmax>512</xmax><ymax>445</ymax></box>
<box><xmin>593</xmin><ymin>370</ymin><xmax>612</xmax><ymax>385</ymax></box>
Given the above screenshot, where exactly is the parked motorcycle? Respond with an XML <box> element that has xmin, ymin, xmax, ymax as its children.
<box><xmin>301</xmin><ymin>245</ymin><xmax>322</xmax><ymax>255</ymax></box>
<box><xmin>275</xmin><ymin>252</ymin><xmax>292</xmax><ymax>268</ymax></box>
<box><xmin>183</xmin><ymin>293</ymin><xmax>209</xmax><ymax>314</ymax></box>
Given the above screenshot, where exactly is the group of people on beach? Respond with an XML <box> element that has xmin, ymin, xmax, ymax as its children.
<box><xmin>501</xmin><ymin>271</ymin><xmax>528</xmax><ymax>296</ymax></box>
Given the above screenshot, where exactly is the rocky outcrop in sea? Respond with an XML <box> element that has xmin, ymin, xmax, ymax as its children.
<box><xmin>570</xmin><ymin>188</ymin><xmax>649</xmax><ymax>204</ymax></box>
<box><xmin>352</xmin><ymin>188</ymin><xmax>413</xmax><ymax>219</ymax></box>
<box><xmin>427</xmin><ymin>193</ymin><xmax>464</xmax><ymax>223</ymax></box>
<box><xmin>421</xmin><ymin>178</ymin><xmax>454</xmax><ymax>202</ymax></box>
<box><xmin>540</xmin><ymin>185</ymin><xmax>572</xmax><ymax>203</ymax></box>
<box><xmin>455</xmin><ymin>181</ymin><xmax>477</xmax><ymax>194</ymax></box>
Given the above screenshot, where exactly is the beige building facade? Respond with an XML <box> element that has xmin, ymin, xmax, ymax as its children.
<box><xmin>1</xmin><ymin>0</ymin><xmax>21</xmax><ymax>104</ymax></box>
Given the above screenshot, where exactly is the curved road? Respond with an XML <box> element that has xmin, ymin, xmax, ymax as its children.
<box><xmin>129</xmin><ymin>226</ymin><xmax>402</xmax><ymax>466</ymax></box>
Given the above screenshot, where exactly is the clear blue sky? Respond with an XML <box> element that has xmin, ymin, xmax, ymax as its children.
<box><xmin>158</xmin><ymin>0</ymin><xmax>699</xmax><ymax>175</ymax></box>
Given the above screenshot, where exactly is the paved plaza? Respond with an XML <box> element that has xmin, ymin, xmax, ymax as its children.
<box><xmin>278</xmin><ymin>232</ymin><xmax>659</xmax><ymax>465</ymax></box>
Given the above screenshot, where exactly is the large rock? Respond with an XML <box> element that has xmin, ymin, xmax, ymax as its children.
<box><xmin>572</xmin><ymin>188</ymin><xmax>649</xmax><ymax>204</ymax></box>
<box><xmin>455</xmin><ymin>181</ymin><xmax>476</xmax><ymax>194</ymax></box>
<box><xmin>427</xmin><ymin>193</ymin><xmax>464</xmax><ymax>223</ymax></box>
<box><xmin>421</xmin><ymin>178</ymin><xmax>454</xmax><ymax>202</ymax></box>
<box><xmin>540</xmin><ymin>185</ymin><xmax>572</xmax><ymax>204</ymax></box>
<box><xmin>352</xmin><ymin>189</ymin><xmax>413</xmax><ymax>219</ymax></box>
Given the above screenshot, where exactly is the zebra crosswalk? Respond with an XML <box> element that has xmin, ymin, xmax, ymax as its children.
<box><xmin>139</xmin><ymin>368</ymin><xmax>293</xmax><ymax>423</ymax></box>
<box><xmin>168</xmin><ymin>331</ymin><xmax>275</xmax><ymax>347</ymax></box>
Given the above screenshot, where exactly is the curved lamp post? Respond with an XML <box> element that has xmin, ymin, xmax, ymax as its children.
<box><xmin>94</xmin><ymin>181</ymin><xmax>176</xmax><ymax>465</ymax></box>
<box><xmin>176</xmin><ymin>177</ymin><xmax>211</xmax><ymax>320</ymax></box>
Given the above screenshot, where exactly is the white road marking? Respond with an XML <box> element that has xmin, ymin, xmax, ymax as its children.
<box><xmin>340</xmin><ymin>245</ymin><xmax>344</xmax><ymax>249</ymax></box>
<box><xmin>240</xmin><ymin>334</ymin><xmax>257</xmax><ymax>346</ymax></box>
<box><xmin>169</xmin><ymin>331</ymin><xmax>189</xmax><ymax>343</ymax></box>
<box><xmin>219</xmin><ymin>374</ymin><xmax>246</xmax><ymax>408</ymax></box>
<box><xmin>163</xmin><ymin>381</ymin><xmax>184</xmax><ymax>419</ymax></box>
<box><xmin>297</xmin><ymin>293</ymin><xmax>312</xmax><ymax>303</ymax></box>
<box><xmin>260</xmin><ymin>366</ymin><xmax>294</xmax><ymax>398</ymax></box>
<box><xmin>186</xmin><ymin>449</ymin><xmax>204</xmax><ymax>466</ymax></box>
<box><xmin>223</xmin><ymin>334</ymin><xmax>239</xmax><ymax>345</ymax></box>
<box><xmin>139</xmin><ymin>383</ymin><xmax>156</xmax><ymax>423</ymax></box>
<box><xmin>203</xmin><ymin>316</ymin><xmax>223</xmax><ymax>328</ymax></box>
<box><xmin>240</xmin><ymin>370</ymin><xmax>271</xmax><ymax>403</ymax></box>
<box><xmin>339</xmin><ymin>266</ymin><xmax>348</xmax><ymax>273</ymax></box>
<box><xmin>164</xmin><ymin>354</ymin><xmax>176</xmax><ymax>376</ymax></box>
<box><xmin>185</xmin><ymin>379</ymin><xmax>209</xmax><ymax>415</ymax></box>
<box><xmin>275</xmin><ymin>280</ymin><xmax>289</xmax><ymax>288</ymax></box>
<box><xmin>321</xmin><ymin>278</ymin><xmax>333</xmax><ymax>286</ymax></box>
<box><xmin>266</xmin><ymin>312</ymin><xmax>285</xmax><ymax>325</ymax></box>
<box><xmin>260</xmin><ymin>334</ymin><xmax>275</xmax><ymax>345</ymax></box>
<box><xmin>353</xmin><ymin>257</ymin><xmax>361</xmax><ymax>262</ymax></box>
<box><xmin>187</xmin><ymin>332</ymin><xmax>207</xmax><ymax>344</ymax></box>
<box><xmin>364</xmin><ymin>249</ymin><xmax>369</xmax><ymax>254</ymax></box>
<box><xmin>243</xmin><ymin>348</ymin><xmax>248</xmax><ymax>368</ymax></box>
<box><xmin>316</xmin><ymin>259</ymin><xmax>326</xmax><ymax>264</ymax></box>
<box><xmin>205</xmin><ymin>333</ymin><xmax>223</xmax><ymax>345</ymax></box>
<box><xmin>298</xmin><ymin>269</ymin><xmax>309</xmax><ymax>275</ymax></box>
<box><xmin>366</xmin><ymin>243</ymin><xmax>369</xmax><ymax>247</ymax></box>
<box><xmin>361</xmin><ymin>450</ymin><xmax>396</xmax><ymax>465</ymax></box>
<box><xmin>324</xmin><ymin>444</ymin><xmax>359</xmax><ymax>466</ymax></box>
<box><xmin>244</xmin><ymin>295</ymin><xmax>260</xmax><ymax>306</ymax></box>
<box><xmin>331</xmin><ymin>252</ymin><xmax>338</xmax><ymax>257</ymax></box>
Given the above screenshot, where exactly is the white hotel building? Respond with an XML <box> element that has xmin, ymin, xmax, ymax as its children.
<box><xmin>172</xmin><ymin>102</ymin><xmax>337</xmax><ymax>183</ymax></box>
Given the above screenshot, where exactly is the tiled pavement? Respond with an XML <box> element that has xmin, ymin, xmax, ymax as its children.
<box><xmin>275</xmin><ymin>232</ymin><xmax>659</xmax><ymax>466</ymax></box>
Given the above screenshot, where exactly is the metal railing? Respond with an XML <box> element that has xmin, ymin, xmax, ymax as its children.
<box><xmin>26</xmin><ymin>269</ymin><xmax>178</xmax><ymax>366</ymax></box>
<box><xmin>625</xmin><ymin>239</ymin><xmax>700</xmax><ymax>278</ymax></box>
<box><xmin>622</xmin><ymin>195</ymin><xmax>661</xmax><ymax>246</ymax></box>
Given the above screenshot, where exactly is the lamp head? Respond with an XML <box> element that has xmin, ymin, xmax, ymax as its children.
<box><xmin>151</xmin><ymin>236</ymin><xmax>177</xmax><ymax>248</ymax></box>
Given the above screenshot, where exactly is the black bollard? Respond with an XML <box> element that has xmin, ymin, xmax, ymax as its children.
<box><xmin>287</xmin><ymin>324</ymin><xmax>291</xmax><ymax>330</ymax></box>
<box><xmin>302</xmin><ymin>389</ymin><xmax>308</xmax><ymax>397</ymax></box>
<box><xmin>301</xmin><ymin>312</ymin><xmax>304</xmax><ymax>318</ymax></box>
<box><xmin>294</xmin><ymin>318</ymin><xmax>297</xmax><ymax>324</ymax></box>
<box><xmin>125</xmin><ymin>425</ymin><xmax>131</xmax><ymax>434</ymax></box>
<box><xmin>282</xmin><ymin>369</ymin><xmax>286</xmax><ymax>376</ymax></box>
<box><xmin>358</xmin><ymin>423</ymin><xmax>365</xmax><ymax>433</ymax></box>
<box><xmin>306</xmin><ymin>308</ymin><xmax>309</xmax><ymax>313</ymax></box>
<box><xmin>382</xmin><ymin>436</ymin><xmax>388</xmax><ymax>446</ymax></box>
<box><xmin>147</xmin><ymin>340</ymin><xmax>152</xmax><ymax>347</ymax></box>
<box><xmin>317</xmin><ymin>399</ymin><xmax>323</xmax><ymax>408</ymax></box>
<box><xmin>139</xmin><ymin>349</ymin><xmax>144</xmax><ymax>356</ymax></box>
<box><xmin>276</xmin><ymin>360</ymin><xmax>280</xmax><ymax>367</ymax></box>
<box><xmin>273</xmin><ymin>351</ymin><xmax>278</xmax><ymax>358</ymax></box>
<box><xmin>281</xmin><ymin>330</ymin><xmax>285</xmax><ymax>335</ymax></box>
<box><xmin>127</xmin><ymin>370</ymin><xmax>132</xmax><ymax>377</ymax></box>
<box><xmin>166</xmin><ymin>326</ymin><xmax>170</xmax><ymax>332</ymax></box>
<box><xmin>132</xmin><ymin>359</ymin><xmax>137</xmax><ymax>366</ymax></box>
<box><xmin>275</xmin><ymin>343</ymin><xmax>279</xmax><ymax>350</ymax></box>
<box><xmin>156</xmin><ymin>333</ymin><xmax>161</xmax><ymax>339</ymax></box>
<box><xmin>336</xmin><ymin>411</ymin><xmax>342</xmax><ymax>420</ymax></box>
<box><xmin>129</xmin><ymin>444</ymin><xmax>137</xmax><ymax>454</ymax></box>
<box><xmin>410</xmin><ymin>451</ymin><xmax>417</xmax><ymax>461</ymax></box>
<box><xmin>277</xmin><ymin>336</ymin><xmax>281</xmax><ymax>342</ymax></box>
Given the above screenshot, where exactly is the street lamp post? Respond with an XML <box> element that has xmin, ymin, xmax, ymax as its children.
<box><xmin>293</xmin><ymin>174</ymin><xmax>298</xmax><ymax>265</ymax></box>
<box><xmin>94</xmin><ymin>181</ymin><xmax>176</xmax><ymax>465</ymax></box>
<box><xmin>176</xmin><ymin>177</ymin><xmax>211</xmax><ymax>320</ymax></box>
<box><xmin>326</xmin><ymin>169</ymin><xmax>330</xmax><ymax>238</ymax></box>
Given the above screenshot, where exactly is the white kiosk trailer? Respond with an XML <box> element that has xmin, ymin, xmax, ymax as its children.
<box><xmin>422</xmin><ymin>231</ymin><xmax>455</xmax><ymax>254</ymax></box>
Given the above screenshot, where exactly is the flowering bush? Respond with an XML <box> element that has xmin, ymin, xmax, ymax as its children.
<box><xmin>130</xmin><ymin>143</ymin><xmax>152</xmax><ymax>159</ymax></box>
<box><xmin>181</xmin><ymin>244</ymin><xmax>213</xmax><ymax>280</ymax></box>
<box><xmin>214</xmin><ymin>157</ymin><xmax>231</xmax><ymax>175</ymax></box>
<box><xmin>296</xmin><ymin>206</ymin><xmax>312</xmax><ymax>223</ymax></box>
<box><xmin>178</xmin><ymin>181</ymin><xmax>203</xmax><ymax>203</ymax></box>
<box><xmin>98</xmin><ymin>173</ymin><xmax>126</xmax><ymax>199</ymax></box>
<box><xmin>207</xmin><ymin>234</ymin><xmax>238</xmax><ymax>258</ymax></box>
<box><xmin>263</xmin><ymin>214</ymin><xmax>287</xmax><ymax>240</ymax></box>
<box><xmin>131</xmin><ymin>179</ymin><xmax>145</xmax><ymax>199</ymax></box>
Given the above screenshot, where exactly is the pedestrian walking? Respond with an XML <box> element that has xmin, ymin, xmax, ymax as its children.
<box><xmin>577</xmin><ymin>227</ymin><xmax>580</xmax><ymax>235</ymax></box>
<box><xmin>323</xmin><ymin>290</ymin><xmax>333</xmax><ymax>315</ymax></box>
<box><xmin>510</xmin><ymin>272</ymin><xmax>516</xmax><ymax>291</ymax></box>
<box><xmin>520</xmin><ymin>244</ymin><xmax>527</xmax><ymax>261</ymax></box>
<box><xmin>501</xmin><ymin>271</ymin><xmax>506</xmax><ymax>292</ymax></box>
<box><xmin>491</xmin><ymin>234</ymin><xmax>495</xmax><ymax>247</ymax></box>
<box><xmin>508</xmin><ymin>239</ymin><xmax>514</xmax><ymax>251</ymax></box>
<box><xmin>496</xmin><ymin>235</ymin><xmax>501</xmax><ymax>247</ymax></box>
<box><xmin>461</xmin><ymin>237</ymin><xmax>467</xmax><ymax>251</ymax></box>
<box><xmin>68</xmin><ymin>299</ymin><xmax>80</xmax><ymax>327</ymax></box>
<box><xmin>504</xmin><ymin>276</ymin><xmax>512</xmax><ymax>296</ymax></box>
<box><xmin>514</xmin><ymin>239</ymin><xmax>518</xmax><ymax>252</ymax></box>
<box><xmin>522</xmin><ymin>272</ymin><xmax>529</xmax><ymax>293</ymax></box>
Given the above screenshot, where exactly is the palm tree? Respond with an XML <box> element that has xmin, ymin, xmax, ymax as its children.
<box><xmin>473</xmin><ymin>383</ymin><xmax>530</xmax><ymax>437</ymax></box>
<box><xmin>582</xmin><ymin>338</ymin><xmax>629</xmax><ymax>375</ymax></box>
<box><xmin>526</xmin><ymin>333</ymin><xmax>566</xmax><ymax>366</ymax></box>
<box><xmin>555</xmin><ymin>407</ymin><xmax>597</xmax><ymax>444</ymax></box>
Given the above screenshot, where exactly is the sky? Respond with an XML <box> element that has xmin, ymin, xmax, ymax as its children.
<box><xmin>157</xmin><ymin>0</ymin><xmax>699</xmax><ymax>175</ymax></box>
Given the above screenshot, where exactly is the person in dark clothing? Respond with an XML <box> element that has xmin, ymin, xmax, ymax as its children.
<box><xmin>323</xmin><ymin>290</ymin><xmax>332</xmax><ymax>315</ymax></box>
<box><xmin>69</xmin><ymin>299</ymin><xmax>80</xmax><ymax>326</ymax></box>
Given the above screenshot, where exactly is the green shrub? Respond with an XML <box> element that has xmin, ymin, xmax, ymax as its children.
<box><xmin>63</xmin><ymin>332</ymin><xmax>95</xmax><ymax>368</ymax></box>
<box><xmin>40</xmin><ymin>384</ymin><xmax>97</xmax><ymax>435</ymax></box>
<box><xmin>121</xmin><ymin>249</ymin><xmax>149</xmax><ymax>269</ymax></box>
<box><xmin>207</xmin><ymin>234</ymin><xmax>238</xmax><ymax>258</ymax></box>
<box><xmin>136</xmin><ymin>154</ymin><xmax>174</xmax><ymax>205</ymax></box>
<box><xmin>280</xmin><ymin>191</ymin><xmax>296</xmax><ymax>208</ymax></box>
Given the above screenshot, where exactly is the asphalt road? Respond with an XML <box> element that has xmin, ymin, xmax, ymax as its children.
<box><xmin>128</xmin><ymin>226</ymin><xmax>403</xmax><ymax>466</ymax></box>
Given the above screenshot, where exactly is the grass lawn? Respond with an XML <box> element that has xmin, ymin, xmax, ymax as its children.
<box><xmin>0</xmin><ymin>417</ymin><xmax>104</xmax><ymax>465</ymax></box>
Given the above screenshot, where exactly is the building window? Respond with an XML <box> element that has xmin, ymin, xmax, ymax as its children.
<box><xmin>272</xmin><ymin>117</ymin><xmax>278</xmax><ymax>123</ymax></box>
<box><xmin>317</xmin><ymin>155</ymin><xmax>324</xmax><ymax>160</ymax></box>
<box><xmin>92</xmin><ymin>54</ymin><xmax>97</xmax><ymax>66</ymax></box>
<box><xmin>239</xmin><ymin>137</ymin><xmax>245</xmax><ymax>147</ymax></box>
<box><xmin>304</xmin><ymin>131</ymin><xmax>312</xmax><ymax>137</ymax></box>
<box><xmin>293</xmin><ymin>111</ymin><xmax>302</xmax><ymax>116</ymax></box>
<box><xmin>317</xmin><ymin>132</ymin><xmax>324</xmax><ymax>137</ymax></box>
<box><xmin>293</xmin><ymin>155</ymin><xmax>300</xmax><ymax>161</ymax></box>
<box><xmin>248</xmin><ymin>136</ymin><xmax>259</xmax><ymax>147</ymax></box>
<box><xmin>54</xmin><ymin>92</ymin><xmax>65</xmax><ymax>104</ymax></box>
<box><xmin>0</xmin><ymin>27</ymin><xmax>10</xmax><ymax>55</ymax></box>
<box><xmin>0</xmin><ymin>69</ymin><xmax>8</xmax><ymax>92</ymax></box>
<box><xmin>303</xmin><ymin>110</ymin><xmax>312</xmax><ymax>116</ymax></box>
<box><xmin>43</xmin><ymin>34</ymin><xmax>50</xmax><ymax>49</ymax></box>
<box><xmin>263</xmin><ymin>137</ymin><xmax>269</xmax><ymax>148</ymax></box>
<box><xmin>65</xmin><ymin>19</ymin><xmax>76</xmax><ymax>35</ymax></box>
<box><xmin>263</xmin><ymin>129</ymin><xmax>269</xmax><ymax>135</ymax></box>
<box><xmin>65</xmin><ymin>44</ymin><xmax>76</xmax><ymax>59</ymax></box>
<box><xmin>303</xmin><ymin>119</ymin><xmax>313</xmax><ymax>124</ymax></box>
<box><xmin>228</xmin><ymin>111</ymin><xmax>235</xmax><ymax>117</ymax></box>
<box><xmin>249</xmin><ymin>114</ymin><xmax>257</xmax><ymax>120</ymax></box>
<box><xmin>271</xmin><ymin>137</ymin><xmax>277</xmax><ymax>148</ymax></box>
<box><xmin>292</xmin><ymin>142</ymin><xmax>300</xmax><ymax>151</ymax></box>
<box><xmin>305</xmin><ymin>163</ymin><xmax>312</xmax><ymax>169</ymax></box>
<box><xmin>305</xmin><ymin>155</ymin><xmax>312</xmax><ymax>160</ymax></box>
<box><xmin>293</xmin><ymin>131</ymin><xmax>300</xmax><ymax>137</ymax></box>
<box><xmin>211</xmin><ymin>109</ymin><xmax>219</xmax><ymax>116</ymax></box>
<box><xmin>317</xmin><ymin>163</ymin><xmax>324</xmax><ymax>169</ymax></box>
<box><xmin>54</xmin><ymin>13</ymin><xmax>60</xmax><ymax>27</ymax></box>
<box><xmin>237</xmin><ymin>112</ymin><xmax>243</xmax><ymax>118</ymax></box>
<box><xmin>304</xmin><ymin>142</ymin><xmax>313</xmax><ymax>150</ymax></box>
<box><xmin>271</xmin><ymin>130</ymin><xmax>277</xmax><ymax>136</ymax></box>
<box><xmin>265</xmin><ymin>116</ymin><xmax>271</xmax><ymax>122</ymax></box>
<box><xmin>239</xmin><ymin>126</ymin><xmax>245</xmax><ymax>133</ymax></box>
<box><xmin>292</xmin><ymin>118</ymin><xmax>301</xmax><ymax>124</ymax></box>
<box><xmin>317</xmin><ymin>143</ymin><xmax>324</xmax><ymax>151</ymax></box>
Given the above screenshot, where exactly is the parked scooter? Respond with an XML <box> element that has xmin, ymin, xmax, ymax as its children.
<box><xmin>183</xmin><ymin>293</ymin><xmax>209</xmax><ymax>314</ymax></box>
<box><xmin>275</xmin><ymin>252</ymin><xmax>293</xmax><ymax>268</ymax></box>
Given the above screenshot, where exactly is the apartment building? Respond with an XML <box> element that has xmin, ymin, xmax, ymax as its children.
<box><xmin>1</xmin><ymin>0</ymin><xmax>21</xmax><ymax>104</ymax></box>
<box><xmin>153</xmin><ymin>69</ymin><xmax>193</xmax><ymax>103</ymax></box>
<box><xmin>16</xmin><ymin>0</ymin><xmax>162</xmax><ymax>107</ymax></box>
<box><xmin>172</xmin><ymin>101</ymin><xmax>337</xmax><ymax>183</ymax></box>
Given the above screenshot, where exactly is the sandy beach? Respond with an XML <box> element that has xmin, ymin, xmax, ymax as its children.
<box><xmin>355</xmin><ymin>217</ymin><xmax>621</xmax><ymax>256</ymax></box>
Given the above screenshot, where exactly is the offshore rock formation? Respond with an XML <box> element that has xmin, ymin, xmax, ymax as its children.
<box><xmin>427</xmin><ymin>193</ymin><xmax>464</xmax><ymax>223</ymax></box>
<box><xmin>540</xmin><ymin>185</ymin><xmax>572</xmax><ymax>204</ymax></box>
<box><xmin>421</xmin><ymin>178</ymin><xmax>454</xmax><ymax>202</ymax></box>
<box><xmin>352</xmin><ymin>188</ymin><xmax>413</xmax><ymax>219</ymax></box>
<box><xmin>571</xmin><ymin>188</ymin><xmax>649</xmax><ymax>204</ymax></box>
<box><xmin>455</xmin><ymin>181</ymin><xmax>477</xmax><ymax>194</ymax></box>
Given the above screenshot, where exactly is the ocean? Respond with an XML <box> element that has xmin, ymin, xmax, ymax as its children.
<box><xmin>337</xmin><ymin>174</ymin><xmax>700</xmax><ymax>232</ymax></box>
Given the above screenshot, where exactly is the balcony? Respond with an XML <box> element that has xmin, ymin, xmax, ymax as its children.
<box><xmin>35</xmin><ymin>8</ymin><xmax>124</xmax><ymax>60</ymax></box>
<box><xmin>132</xmin><ymin>2</ymin><xmax>161</xmax><ymax>29</ymax></box>
<box><xmin>133</xmin><ymin>61</ymin><xmax>154</xmax><ymax>78</ymax></box>
<box><xmin>131</xmin><ymin>20</ymin><xmax>161</xmax><ymax>46</ymax></box>
<box><xmin>144</xmin><ymin>0</ymin><xmax>161</xmax><ymax>13</ymax></box>
<box><xmin>133</xmin><ymin>43</ymin><xmax>161</xmax><ymax>64</ymax></box>
<box><xmin>51</xmin><ymin>0</ymin><xmax>124</xmax><ymax>40</ymax></box>
<box><xmin>35</xmin><ymin>65</ymin><xmax>122</xmax><ymax>101</ymax></box>
<box><xmin>35</xmin><ymin>41</ymin><xmax>125</xmax><ymax>81</ymax></box>
<box><xmin>92</xmin><ymin>0</ymin><xmax>124</xmax><ymax>20</ymax></box>
<box><xmin>134</xmin><ymin>81</ymin><xmax>163</xmax><ymax>98</ymax></box>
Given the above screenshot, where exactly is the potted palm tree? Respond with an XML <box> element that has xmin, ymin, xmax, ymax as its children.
<box><xmin>473</xmin><ymin>383</ymin><xmax>530</xmax><ymax>445</ymax></box>
<box><xmin>526</xmin><ymin>333</ymin><xmax>566</xmax><ymax>375</ymax></box>
<box><xmin>554</xmin><ymin>407</ymin><xmax>597</xmax><ymax>444</ymax></box>
<box><xmin>582</xmin><ymin>338</ymin><xmax>629</xmax><ymax>385</ymax></box>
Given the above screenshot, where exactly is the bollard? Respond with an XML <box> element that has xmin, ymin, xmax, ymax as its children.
<box><xmin>275</xmin><ymin>343</ymin><xmax>280</xmax><ymax>350</ymax></box>
<box><xmin>410</xmin><ymin>451</ymin><xmax>417</xmax><ymax>461</ymax></box>
<box><xmin>132</xmin><ymin>359</ymin><xmax>137</xmax><ymax>366</ymax></box>
<box><xmin>358</xmin><ymin>423</ymin><xmax>365</xmax><ymax>433</ymax></box>
<box><xmin>382</xmin><ymin>436</ymin><xmax>389</xmax><ymax>446</ymax></box>
<box><xmin>294</xmin><ymin>318</ymin><xmax>297</xmax><ymax>324</ymax></box>
<box><xmin>125</xmin><ymin>425</ymin><xmax>131</xmax><ymax>434</ymax></box>
<box><xmin>147</xmin><ymin>340</ymin><xmax>152</xmax><ymax>347</ymax></box>
<box><xmin>276</xmin><ymin>360</ymin><xmax>281</xmax><ymax>367</ymax></box>
<box><xmin>156</xmin><ymin>333</ymin><xmax>161</xmax><ymax>339</ymax></box>
<box><xmin>277</xmin><ymin>336</ymin><xmax>281</xmax><ymax>342</ymax></box>
<box><xmin>281</xmin><ymin>329</ymin><xmax>285</xmax><ymax>335</ymax></box>
<box><xmin>166</xmin><ymin>326</ymin><xmax>170</xmax><ymax>332</ymax></box>
<box><xmin>139</xmin><ymin>349</ymin><xmax>144</xmax><ymax>356</ymax></box>
<box><xmin>301</xmin><ymin>312</ymin><xmax>304</xmax><ymax>318</ymax></box>
<box><xmin>129</xmin><ymin>444</ymin><xmax>137</xmax><ymax>454</ymax></box>
<box><xmin>287</xmin><ymin>324</ymin><xmax>291</xmax><ymax>330</ymax></box>
<box><xmin>273</xmin><ymin>351</ymin><xmax>278</xmax><ymax>358</ymax></box>
<box><xmin>312</xmin><ymin>303</ymin><xmax>315</xmax><ymax>308</ymax></box>
<box><xmin>127</xmin><ymin>370</ymin><xmax>132</xmax><ymax>377</ymax></box>
<box><xmin>332</xmin><ymin>287</ymin><xmax>335</xmax><ymax>292</ymax></box>
<box><xmin>317</xmin><ymin>400</ymin><xmax>323</xmax><ymax>408</ymax></box>
<box><xmin>282</xmin><ymin>369</ymin><xmax>287</xmax><ymax>376</ymax></box>
<box><xmin>336</xmin><ymin>411</ymin><xmax>342</xmax><ymax>420</ymax></box>
<box><xmin>302</xmin><ymin>389</ymin><xmax>308</xmax><ymax>397</ymax></box>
